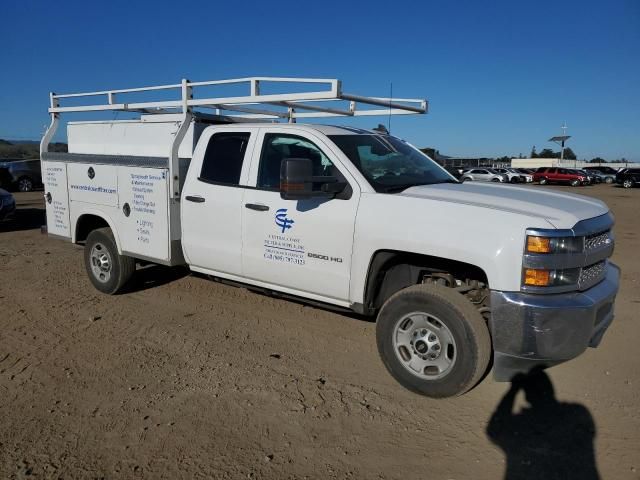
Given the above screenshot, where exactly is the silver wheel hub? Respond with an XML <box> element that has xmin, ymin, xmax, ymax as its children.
<box><xmin>90</xmin><ymin>242</ymin><xmax>112</xmax><ymax>283</ymax></box>
<box><xmin>393</xmin><ymin>312</ymin><xmax>457</xmax><ymax>380</ymax></box>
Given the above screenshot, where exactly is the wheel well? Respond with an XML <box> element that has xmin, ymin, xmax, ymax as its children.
<box><xmin>363</xmin><ymin>250</ymin><xmax>488</xmax><ymax>314</ymax></box>
<box><xmin>75</xmin><ymin>215</ymin><xmax>110</xmax><ymax>243</ymax></box>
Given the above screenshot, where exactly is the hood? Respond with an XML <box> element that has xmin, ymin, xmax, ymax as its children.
<box><xmin>401</xmin><ymin>182</ymin><xmax>609</xmax><ymax>229</ymax></box>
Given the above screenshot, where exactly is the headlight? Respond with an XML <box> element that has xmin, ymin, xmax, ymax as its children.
<box><xmin>523</xmin><ymin>267</ymin><xmax>581</xmax><ymax>287</ymax></box>
<box><xmin>526</xmin><ymin>235</ymin><xmax>583</xmax><ymax>254</ymax></box>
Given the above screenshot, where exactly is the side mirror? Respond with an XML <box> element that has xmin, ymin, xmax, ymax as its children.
<box><xmin>280</xmin><ymin>158</ymin><xmax>346</xmax><ymax>200</ymax></box>
<box><xmin>280</xmin><ymin>158</ymin><xmax>314</xmax><ymax>200</ymax></box>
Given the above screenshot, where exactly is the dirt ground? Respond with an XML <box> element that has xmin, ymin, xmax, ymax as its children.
<box><xmin>1</xmin><ymin>184</ymin><xmax>639</xmax><ymax>479</ymax></box>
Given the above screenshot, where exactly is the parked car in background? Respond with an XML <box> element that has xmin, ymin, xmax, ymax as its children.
<box><xmin>0</xmin><ymin>166</ymin><xmax>11</xmax><ymax>189</ymax></box>
<box><xmin>585</xmin><ymin>166</ymin><xmax>618</xmax><ymax>175</ymax></box>
<box><xmin>616</xmin><ymin>168</ymin><xmax>640</xmax><ymax>188</ymax></box>
<box><xmin>575</xmin><ymin>169</ymin><xmax>597</xmax><ymax>184</ymax></box>
<box><xmin>0</xmin><ymin>159</ymin><xmax>42</xmax><ymax>192</ymax></box>
<box><xmin>0</xmin><ymin>188</ymin><xmax>16</xmax><ymax>220</ymax></box>
<box><xmin>516</xmin><ymin>168</ymin><xmax>536</xmax><ymax>182</ymax></box>
<box><xmin>443</xmin><ymin>166</ymin><xmax>462</xmax><ymax>180</ymax></box>
<box><xmin>493</xmin><ymin>168</ymin><xmax>527</xmax><ymax>183</ymax></box>
<box><xmin>533</xmin><ymin>167</ymin><xmax>587</xmax><ymax>187</ymax></box>
<box><xmin>460</xmin><ymin>168</ymin><xmax>506</xmax><ymax>183</ymax></box>
<box><xmin>583</xmin><ymin>166</ymin><xmax>616</xmax><ymax>184</ymax></box>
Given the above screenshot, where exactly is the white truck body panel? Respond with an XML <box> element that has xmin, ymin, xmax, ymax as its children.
<box><xmin>42</xmin><ymin>161</ymin><xmax>71</xmax><ymax>237</ymax></box>
<box><xmin>65</xmin><ymin>162</ymin><xmax>171</xmax><ymax>261</ymax></box>
<box><xmin>68</xmin><ymin>116</ymin><xmax>205</xmax><ymax>158</ymax></box>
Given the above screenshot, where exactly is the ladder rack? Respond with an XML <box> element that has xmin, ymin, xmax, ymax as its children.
<box><xmin>40</xmin><ymin>76</ymin><xmax>428</xmax><ymax>199</ymax></box>
<box><xmin>46</xmin><ymin>76</ymin><xmax>427</xmax><ymax>120</ymax></box>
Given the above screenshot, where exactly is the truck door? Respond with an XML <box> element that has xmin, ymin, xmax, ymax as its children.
<box><xmin>181</xmin><ymin>128</ymin><xmax>258</xmax><ymax>276</ymax></box>
<box><xmin>241</xmin><ymin>129</ymin><xmax>359</xmax><ymax>303</ymax></box>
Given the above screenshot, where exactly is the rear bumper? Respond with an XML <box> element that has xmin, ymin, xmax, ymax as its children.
<box><xmin>489</xmin><ymin>262</ymin><xmax>620</xmax><ymax>381</ymax></box>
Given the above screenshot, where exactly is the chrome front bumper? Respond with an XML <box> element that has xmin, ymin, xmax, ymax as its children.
<box><xmin>489</xmin><ymin>262</ymin><xmax>620</xmax><ymax>381</ymax></box>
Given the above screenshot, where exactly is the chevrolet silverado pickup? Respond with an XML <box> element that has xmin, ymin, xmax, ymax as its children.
<box><xmin>39</xmin><ymin>77</ymin><xmax>619</xmax><ymax>397</ymax></box>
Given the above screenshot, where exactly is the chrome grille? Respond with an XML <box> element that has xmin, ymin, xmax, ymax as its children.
<box><xmin>585</xmin><ymin>230</ymin><xmax>612</xmax><ymax>251</ymax></box>
<box><xmin>579</xmin><ymin>261</ymin><xmax>606</xmax><ymax>290</ymax></box>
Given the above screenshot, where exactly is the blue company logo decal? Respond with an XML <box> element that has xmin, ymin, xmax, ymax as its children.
<box><xmin>275</xmin><ymin>208</ymin><xmax>295</xmax><ymax>233</ymax></box>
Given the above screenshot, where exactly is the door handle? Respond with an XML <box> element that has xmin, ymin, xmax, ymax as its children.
<box><xmin>245</xmin><ymin>203</ymin><xmax>269</xmax><ymax>212</ymax></box>
<box><xmin>185</xmin><ymin>195</ymin><xmax>205</xmax><ymax>203</ymax></box>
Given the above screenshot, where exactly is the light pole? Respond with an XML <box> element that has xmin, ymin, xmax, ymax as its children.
<box><xmin>549</xmin><ymin>123</ymin><xmax>572</xmax><ymax>166</ymax></box>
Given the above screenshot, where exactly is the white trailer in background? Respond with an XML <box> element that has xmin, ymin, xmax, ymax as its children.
<box><xmin>40</xmin><ymin>77</ymin><xmax>618</xmax><ymax>398</ymax></box>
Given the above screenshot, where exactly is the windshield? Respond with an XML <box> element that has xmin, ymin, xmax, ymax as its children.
<box><xmin>328</xmin><ymin>134</ymin><xmax>456</xmax><ymax>193</ymax></box>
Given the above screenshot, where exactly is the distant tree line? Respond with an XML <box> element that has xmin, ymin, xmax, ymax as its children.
<box><xmin>0</xmin><ymin>139</ymin><xmax>67</xmax><ymax>159</ymax></box>
<box><xmin>529</xmin><ymin>145</ymin><xmax>577</xmax><ymax>160</ymax></box>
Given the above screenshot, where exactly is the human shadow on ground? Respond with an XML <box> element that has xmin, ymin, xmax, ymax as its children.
<box><xmin>486</xmin><ymin>369</ymin><xmax>600</xmax><ymax>480</ymax></box>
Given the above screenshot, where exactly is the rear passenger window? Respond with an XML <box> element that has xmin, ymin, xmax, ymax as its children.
<box><xmin>199</xmin><ymin>132</ymin><xmax>250</xmax><ymax>185</ymax></box>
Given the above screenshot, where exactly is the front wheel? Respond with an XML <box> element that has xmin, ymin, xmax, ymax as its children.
<box><xmin>376</xmin><ymin>284</ymin><xmax>491</xmax><ymax>398</ymax></box>
<box><xmin>605</xmin><ymin>177</ymin><xmax>614</xmax><ymax>184</ymax></box>
<box><xmin>491</xmin><ymin>178</ymin><xmax>500</xmax><ymax>182</ymax></box>
<box><xmin>623</xmin><ymin>179</ymin><xmax>633</xmax><ymax>188</ymax></box>
<box><xmin>539</xmin><ymin>177</ymin><xmax>548</xmax><ymax>185</ymax></box>
<box><xmin>570</xmin><ymin>179</ymin><xmax>581</xmax><ymax>187</ymax></box>
<box><xmin>84</xmin><ymin>227</ymin><xmax>135</xmax><ymax>294</ymax></box>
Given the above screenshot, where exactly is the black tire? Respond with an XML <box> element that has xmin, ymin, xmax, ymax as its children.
<box><xmin>510</xmin><ymin>177</ymin><xmax>519</xmax><ymax>184</ymax></box>
<box><xmin>461</xmin><ymin>177</ymin><xmax>471</xmax><ymax>182</ymax></box>
<box><xmin>84</xmin><ymin>227</ymin><xmax>135</xmax><ymax>294</ymax></box>
<box><xmin>491</xmin><ymin>178</ymin><xmax>500</xmax><ymax>182</ymax></box>
<box><xmin>17</xmin><ymin>176</ymin><xmax>34</xmax><ymax>192</ymax></box>
<box><xmin>605</xmin><ymin>177</ymin><xmax>614</xmax><ymax>184</ymax></box>
<box><xmin>623</xmin><ymin>179</ymin><xmax>633</xmax><ymax>189</ymax></box>
<box><xmin>376</xmin><ymin>284</ymin><xmax>491</xmax><ymax>398</ymax></box>
<box><xmin>539</xmin><ymin>177</ymin><xmax>548</xmax><ymax>185</ymax></box>
<box><xmin>570</xmin><ymin>179</ymin><xmax>580</xmax><ymax>187</ymax></box>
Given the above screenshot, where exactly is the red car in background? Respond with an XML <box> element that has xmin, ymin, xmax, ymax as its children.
<box><xmin>533</xmin><ymin>167</ymin><xmax>587</xmax><ymax>187</ymax></box>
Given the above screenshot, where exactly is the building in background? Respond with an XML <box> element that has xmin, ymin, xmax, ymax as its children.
<box><xmin>511</xmin><ymin>158</ymin><xmax>633</xmax><ymax>170</ymax></box>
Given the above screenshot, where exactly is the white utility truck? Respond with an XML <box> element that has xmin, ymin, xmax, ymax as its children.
<box><xmin>40</xmin><ymin>77</ymin><xmax>619</xmax><ymax>397</ymax></box>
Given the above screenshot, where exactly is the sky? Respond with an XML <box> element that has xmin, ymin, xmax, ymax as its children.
<box><xmin>1</xmin><ymin>0</ymin><xmax>639</xmax><ymax>161</ymax></box>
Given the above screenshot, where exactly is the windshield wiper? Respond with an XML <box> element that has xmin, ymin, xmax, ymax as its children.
<box><xmin>382</xmin><ymin>179</ymin><xmax>457</xmax><ymax>193</ymax></box>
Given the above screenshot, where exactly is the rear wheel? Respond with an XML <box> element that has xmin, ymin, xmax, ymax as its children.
<box><xmin>376</xmin><ymin>284</ymin><xmax>491</xmax><ymax>398</ymax></box>
<box><xmin>510</xmin><ymin>177</ymin><xmax>519</xmax><ymax>183</ymax></box>
<box><xmin>605</xmin><ymin>176</ymin><xmax>614</xmax><ymax>184</ymax></box>
<box><xmin>623</xmin><ymin>179</ymin><xmax>633</xmax><ymax>188</ymax></box>
<box><xmin>570</xmin><ymin>179</ymin><xmax>581</xmax><ymax>187</ymax></box>
<box><xmin>17</xmin><ymin>176</ymin><xmax>34</xmax><ymax>192</ymax></box>
<box><xmin>491</xmin><ymin>178</ymin><xmax>500</xmax><ymax>182</ymax></box>
<box><xmin>461</xmin><ymin>177</ymin><xmax>471</xmax><ymax>182</ymax></box>
<box><xmin>84</xmin><ymin>228</ymin><xmax>135</xmax><ymax>294</ymax></box>
<box><xmin>539</xmin><ymin>177</ymin><xmax>548</xmax><ymax>185</ymax></box>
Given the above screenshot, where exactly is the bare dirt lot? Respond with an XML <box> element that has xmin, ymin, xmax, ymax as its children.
<box><xmin>1</xmin><ymin>185</ymin><xmax>639</xmax><ymax>479</ymax></box>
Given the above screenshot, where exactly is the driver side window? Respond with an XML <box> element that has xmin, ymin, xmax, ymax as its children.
<box><xmin>257</xmin><ymin>133</ymin><xmax>337</xmax><ymax>190</ymax></box>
